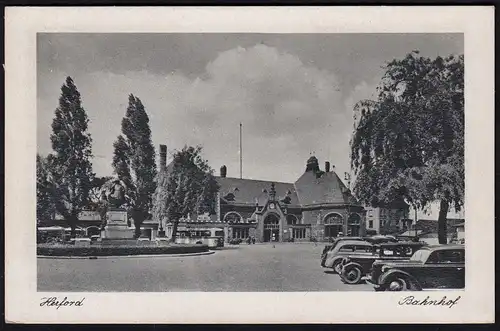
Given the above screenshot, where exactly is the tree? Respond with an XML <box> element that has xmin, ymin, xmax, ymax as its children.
<box><xmin>154</xmin><ymin>146</ymin><xmax>220</xmax><ymax>241</ymax></box>
<box><xmin>49</xmin><ymin>76</ymin><xmax>94</xmax><ymax>237</ymax></box>
<box><xmin>36</xmin><ymin>154</ymin><xmax>56</xmax><ymax>226</ymax></box>
<box><xmin>112</xmin><ymin>94</ymin><xmax>157</xmax><ymax>237</ymax></box>
<box><xmin>350</xmin><ymin>51</ymin><xmax>464</xmax><ymax>244</ymax></box>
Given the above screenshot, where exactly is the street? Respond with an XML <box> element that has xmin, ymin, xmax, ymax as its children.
<box><xmin>38</xmin><ymin>243</ymin><xmax>373</xmax><ymax>292</ymax></box>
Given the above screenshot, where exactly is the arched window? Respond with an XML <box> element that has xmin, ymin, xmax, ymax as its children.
<box><xmin>264</xmin><ymin>213</ymin><xmax>280</xmax><ymax>224</ymax></box>
<box><xmin>324</xmin><ymin>213</ymin><xmax>344</xmax><ymax>225</ymax></box>
<box><xmin>348</xmin><ymin>213</ymin><xmax>361</xmax><ymax>225</ymax></box>
<box><xmin>286</xmin><ymin>215</ymin><xmax>298</xmax><ymax>225</ymax></box>
<box><xmin>223</xmin><ymin>212</ymin><xmax>242</xmax><ymax>223</ymax></box>
<box><xmin>324</xmin><ymin>213</ymin><xmax>344</xmax><ymax>238</ymax></box>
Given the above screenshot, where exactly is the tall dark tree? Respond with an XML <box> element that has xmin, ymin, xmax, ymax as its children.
<box><xmin>49</xmin><ymin>76</ymin><xmax>94</xmax><ymax>237</ymax></box>
<box><xmin>154</xmin><ymin>146</ymin><xmax>220</xmax><ymax>241</ymax></box>
<box><xmin>350</xmin><ymin>52</ymin><xmax>464</xmax><ymax>244</ymax></box>
<box><xmin>36</xmin><ymin>154</ymin><xmax>56</xmax><ymax>226</ymax></box>
<box><xmin>113</xmin><ymin>94</ymin><xmax>157</xmax><ymax>237</ymax></box>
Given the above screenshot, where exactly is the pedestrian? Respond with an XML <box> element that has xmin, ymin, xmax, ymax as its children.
<box><xmin>252</xmin><ymin>236</ymin><xmax>256</xmax><ymax>244</ymax></box>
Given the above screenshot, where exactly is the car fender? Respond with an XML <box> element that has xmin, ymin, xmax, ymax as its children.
<box><xmin>379</xmin><ymin>269</ymin><xmax>422</xmax><ymax>290</ymax></box>
<box><xmin>325</xmin><ymin>256</ymin><xmax>343</xmax><ymax>268</ymax></box>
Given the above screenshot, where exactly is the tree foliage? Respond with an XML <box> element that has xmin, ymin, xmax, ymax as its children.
<box><xmin>48</xmin><ymin>76</ymin><xmax>94</xmax><ymax>236</ymax></box>
<box><xmin>112</xmin><ymin>94</ymin><xmax>157</xmax><ymax>237</ymax></box>
<box><xmin>350</xmin><ymin>52</ymin><xmax>464</xmax><ymax>244</ymax></box>
<box><xmin>36</xmin><ymin>154</ymin><xmax>56</xmax><ymax>225</ymax></box>
<box><xmin>153</xmin><ymin>146</ymin><xmax>220</xmax><ymax>241</ymax></box>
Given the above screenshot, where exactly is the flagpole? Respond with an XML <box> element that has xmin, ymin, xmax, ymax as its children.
<box><xmin>239</xmin><ymin>123</ymin><xmax>242</xmax><ymax>179</ymax></box>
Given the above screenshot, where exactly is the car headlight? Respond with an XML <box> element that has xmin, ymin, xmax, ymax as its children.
<box><xmin>342</xmin><ymin>258</ymin><xmax>349</xmax><ymax>264</ymax></box>
<box><xmin>381</xmin><ymin>265</ymin><xmax>390</xmax><ymax>273</ymax></box>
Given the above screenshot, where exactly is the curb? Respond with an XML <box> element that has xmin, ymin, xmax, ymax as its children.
<box><xmin>37</xmin><ymin>250</ymin><xmax>216</xmax><ymax>259</ymax></box>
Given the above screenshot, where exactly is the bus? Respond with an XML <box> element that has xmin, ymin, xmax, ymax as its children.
<box><xmin>176</xmin><ymin>227</ymin><xmax>225</xmax><ymax>248</ymax></box>
<box><xmin>37</xmin><ymin>226</ymin><xmax>86</xmax><ymax>243</ymax></box>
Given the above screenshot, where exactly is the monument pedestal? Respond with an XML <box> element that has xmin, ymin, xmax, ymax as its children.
<box><xmin>101</xmin><ymin>209</ymin><xmax>135</xmax><ymax>239</ymax></box>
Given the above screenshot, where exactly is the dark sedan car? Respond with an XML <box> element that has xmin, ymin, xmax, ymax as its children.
<box><xmin>339</xmin><ymin>242</ymin><xmax>426</xmax><ymax>284</ymax></box>
<box><xmin>320</xmin><ymin>237</ymin><xmax>365</xmax><ymax>267</ymax></box>
<box><xmin>367</xmin><ymin>245</ymin><xmax>465</xmax><ymax>291</ymax></box>
<box><xmin>320</xmin><ymin>235</ymin><xmax>398</xmax><ymax>267</ymax></box>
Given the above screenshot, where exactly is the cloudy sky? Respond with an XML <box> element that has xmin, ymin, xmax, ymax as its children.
<box><xmin>37</xmin><ymin>33</ymin><xmax>463</xmax><ymax>184</ymax></box>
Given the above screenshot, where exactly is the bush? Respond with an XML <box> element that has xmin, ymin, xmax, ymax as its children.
<box><xmin>37</xmin><ymin>243</ymin><xmax>209</xmax><ymax>256</ymax></box>
<box><xmin>228</xmin><ymin>238</ymin><xmax>242</xmax><ymax>245</ymax></box>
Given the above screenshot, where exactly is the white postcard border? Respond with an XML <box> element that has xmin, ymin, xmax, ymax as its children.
<box><xmin>5</xmin><ymin>6</ymin><xmax>495</xmax><ymax>324</ymax></box>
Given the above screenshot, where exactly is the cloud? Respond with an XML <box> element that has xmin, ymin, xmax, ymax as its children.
<box><xmin>38</xmin><ymin>44</ymin><xmax>356</xmax><ymax>182</ymax></box>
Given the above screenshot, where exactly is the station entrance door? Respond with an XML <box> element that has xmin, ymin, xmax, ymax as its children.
<box><xmin>263</xmin><ymin>214</ymin><xmax>280</xmax><ymax>242</ymax></box>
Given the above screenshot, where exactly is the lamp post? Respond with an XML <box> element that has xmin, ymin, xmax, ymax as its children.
<box><xmin>414</xmin><ymin>206</ymin><xmax>418</xmax><ymax>239</ymax></box>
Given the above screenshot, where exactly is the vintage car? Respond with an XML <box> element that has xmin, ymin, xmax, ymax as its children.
<box><xmin>367</xmin><ymin>245</ymin><xmax>465</xmax><ymax>291</ymax></box>
<box><xmin>323</xmin><ymin>240</ymin><xmax>375</xmax><ymax>274</ymax></box>
<box><xmin>320</xmin><ymin>237</ymin><xmax>365</xmax><ymax>267</ymax></box>
<box><xmin>320</xmin><ymin>236</ymin><xmax>399</xmax><ymax>267</ymax></box>
<box><xmin>339</xmin><ymin>242</ymin><xmax>426</xmax><ymax>284</ymax></box>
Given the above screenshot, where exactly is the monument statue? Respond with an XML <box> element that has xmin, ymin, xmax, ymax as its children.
<box><xmin>100</xmin><ymin>178</ymin><xmax>130</xmax><ymax>207</ymax></box>
<box><xmin>98</xmin><ymin>178</ymin><xmax>131</xmax><ymax>229</ymax></box>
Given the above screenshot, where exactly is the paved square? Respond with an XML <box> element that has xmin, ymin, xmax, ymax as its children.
<box><xmin>38</xmin><ymin>243</ymin><xmax>373</xmax><ymax>292</ymax></box>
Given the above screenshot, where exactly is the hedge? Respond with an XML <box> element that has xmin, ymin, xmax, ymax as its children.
<box><xmin>37</xmin><ymin>243</ymin><xmax>209</xmax><ymax>257</ymax></box>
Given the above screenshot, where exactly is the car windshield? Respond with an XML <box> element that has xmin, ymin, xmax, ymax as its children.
<box><xmin>409</xmin><ymin>249</ymin><xmax>431</xmax><ymax>262</ymax></box>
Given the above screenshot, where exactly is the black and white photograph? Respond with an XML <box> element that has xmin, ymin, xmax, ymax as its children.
<box><xmin>5</xmin><ymin>7</ymin><xmax>494</xmax><ymax>324</ymax></box>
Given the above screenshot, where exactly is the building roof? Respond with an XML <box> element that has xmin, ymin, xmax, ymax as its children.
<box><xmin>414</xmin><ymin>218</ymin><xmax>465</xmax><ymax>234</ymax></box>
<box><xmin>167</xmin><ymin>155</ymin><xmax>362</xmax><ymax>208</ymax></box>
<box><xmin>216</xmin><ymin>177</ymin><xmax>299</xmax><ymax>206</ymax></box>
<box><xmin>420</xmin><ymin>244</ymin><xmax>465</xmax><ymax>251</ymax></box>
<box><xmin>216</xmin><ymin>169</ymin><xmax>361</xmax><ymax>208</ymax></box>
<box><xmin>398</xmin><ymin>230</ymin><xmax>425</xmax><ymax>237</ymax></box>
<box><xmin>294</xmin><ymin>170</ymin><xmax>359</xmax><ymax>206</ymax></box>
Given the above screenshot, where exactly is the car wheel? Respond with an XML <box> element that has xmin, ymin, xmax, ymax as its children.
<box><xmin>342</xmin><ymin>266</ymin><xmax>363</xmax><ymax>284</ymax></box>
<box><xmin>333</xmin><ymin>260</ymin><xmax>343</xmax><ymax>274</ymax></box>
<box><xmin>386</xmin><ymin>277</ymin><xmax>408</xmax><ymax>291</ymax></box>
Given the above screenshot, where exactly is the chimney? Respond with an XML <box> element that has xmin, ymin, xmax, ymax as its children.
<box><xmin>325</xmin><ymin>161</ymin><xmax>331</xmax><ymax>173</ymax></box>
<box><xmin>159</xmin><ymin>144</ymin><xmax>167</xmax><ymax>171</ymax></box>
<box><xmin>220</xmin><ymin>165</ymin><xmax>227</xmax><ymax>178</ymax></box>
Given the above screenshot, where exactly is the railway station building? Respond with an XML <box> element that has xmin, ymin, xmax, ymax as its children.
<box><xmin>164</xmin><ymin>154</ymin><xmax>367</xmax><ymax>243</ymax></box>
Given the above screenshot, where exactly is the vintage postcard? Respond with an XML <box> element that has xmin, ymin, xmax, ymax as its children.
<box><xmin>5</xmin><ymin>6</ymin><xmax>494</xmax><ymax>324</ymax></box>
